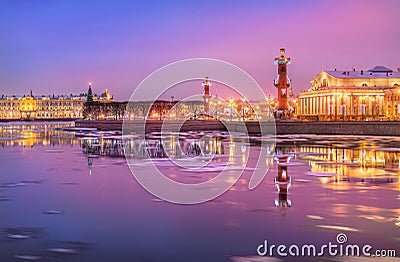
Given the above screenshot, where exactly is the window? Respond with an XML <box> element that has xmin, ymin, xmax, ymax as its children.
<box><xmin>360</xmin><ymin>104</ymin><xmax>367</xmax><ymax>115</ymax></box>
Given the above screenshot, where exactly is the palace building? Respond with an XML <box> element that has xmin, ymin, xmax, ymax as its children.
<box><xmin>298</xmin><ymin>66</ymin><xmax>400</xmax><ymax>120</ymax></box>
<box><xmin>0</xmin><ymin>85</ymin><xmax>113</xmax><ymax>120</ymax></box>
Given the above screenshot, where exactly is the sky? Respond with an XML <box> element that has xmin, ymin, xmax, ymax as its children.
<box><xmin>1</xmin><ymin>0</ymin><xmax>400</xmax><ymax>100</ymax></box>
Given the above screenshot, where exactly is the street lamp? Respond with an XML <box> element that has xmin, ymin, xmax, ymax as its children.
<box><xmin>241</xmin><ymin>96</ymin><xmax>246</xmax><ymax>120</ymax></box>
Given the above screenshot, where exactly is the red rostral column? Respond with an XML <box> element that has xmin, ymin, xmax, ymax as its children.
<box><xmin>202</xmin><ymin>76</ymin><xmax>211</xmax><ymax>115</ymax></box>
<box><xmin>274</xmin><ymin>48</ymin><xmax>291</xmax><ymax>111</ymax></box>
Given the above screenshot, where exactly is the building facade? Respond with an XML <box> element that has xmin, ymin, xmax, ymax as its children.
<box><xmin>0</xmin><ymin>89</ymin><xmax>113</xmax><ymax>120</ymax></box>
<box><xmin>299</xmin><ymin>66</ymin><xmax>400</xmax><ymax>120</ymax></box>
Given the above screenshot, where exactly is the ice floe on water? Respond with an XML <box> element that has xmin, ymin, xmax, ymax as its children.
<box><xmin>47</xmin><ymin>248</ymin><xmax>77</xmax><ymax>254</ymax></box>
<box><xmin>295</xmin><ymin>179</ymin><xmax>313</xmax><ymax>183</ymax></box>
<box><xmin>230</xmin><ymin>256</ymin><xmax>282</xmax><ymax>262</ymax></box>
<box><xmin>358</xmin><ymin>215</ymin><xmax>386</xmax><ymax>221</ymax></box>
<box><xmin>5</xmin><ymin>228</ymin><xmax>42</xmax><ymax>239</ymax></box>
<box><xmin>62</xmin><ymin>241</ymin><xmax>91</xmax><ymax>249</ymax></box>
<box><xmin>61</xmin><ymin>182</ymin><xmax>77</xmax><ymax>185</ymax></box>
<box><xmin>43</xmin><ymin>210</ymin><xmax>64</xmax><ymax>215</ymax></box>
<box><xmin>13</xmin><ymin>255</ymin><xmax>42</xmax><ymax>261</ymax></box>
<box><xmin>306</xmin><ymin>215</ymin><xmax>324</xmax><ymax>220</ymax></box>
<box><xmin>44</xmin><ymin>149</ymin><xmax>64</xmax><ymax>153</ymax></box>
<box><xmin>315</xmin><ymin>225</ymin><xmax>360</xmax><ymax>232</ymax></box>
<box><xmin>1</xmin><ymin>182</ymin><xmax>28</xmax><ymax>188</ymax></box>
<box><xmin>305</xmin><ymin>171</ymin><xmax>337</xmax><ymax>177</ymax></box>
<box><xmin>0</xmin><ymin>195</ymin><xmax>10</xmax><ymax>201</ymax></box>
<box><xmin>7</xmin><ymin>234</ymin><xmax>31</xmax><ymax>240</ymax></box>
<box><xmin>276</xmin><ymin>162</ymin><xmax>305</xmax><ymax>167</ymax></box>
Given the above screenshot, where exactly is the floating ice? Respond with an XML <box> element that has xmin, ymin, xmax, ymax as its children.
<box><xmin>306</xmin><ymin>215</ymin><xmax>324</xmax><ymax>220</ymax></box>
<box><xmin>1</xmin><ymin>182</ymin><xmax>27</xmax><ymax>188</ymax></box>
<box><xmin>13</xmin><ymin>255</ymin><xmax>42</xmax><ymax>261</ymax></box>
<box><xmin>305</xmin><ymin>171</ymin><xmax>336</xmax><ymax>177</ymax></box>
<box><xmin>43</xmin><ymin>210</ymin><xmax>64</xmax><ymax>215</ymax></box>
<box><xmin>63</xmin><ymin>241</ymin><xmax>91</xmax><ymax>249</ymax></box>
<box><xmin>295</xmin><ymin>179</ymin><xmax>312</xmax><ymax>183</ymax></box>
<box><xmin>5</xmin><ymin>227</ymin><xmax>42</xmax><ymax>238</ymax></box>
<box><xmin>7</xmin><ymin>234</ymin><xmax>31</xmax><ymax>239</ymax></box>
<box><xmin>61</xmin><ymin>182</ymin><xmax>77</xmax><ymax>185</ymax></box>
<box><xmin>20</xmin><ymin>180</ymin><xmax>45</xmax><ymax>184</ymax></box>
<box><xmin>315</xmin><ymin>225</ymin><xmax>360</xmax><ymax>232</ymax></box>
<box><xmin>44</xmin><ymin>149</ymin><xmax>64</xmax><ymax>153</ymax></box>
<box><xmin>47</xmin><ymin>248</ymin><xmax>77</xmax><ymax>254</ymax></box>
<box><xmin>276</xmin><ymin>162</ymin><xmax>306</xmax><ymax>167</ymax></box>
<box><xmin>0</xmin><ymin>196</ymin><xmax>10</xmax><ymax>201</ymax></box>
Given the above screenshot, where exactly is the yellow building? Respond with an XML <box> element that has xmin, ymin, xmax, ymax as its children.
<box><xmin>299</xmin><ymin>66</ymin><xmax>400</xmax><ymax>120</ymax></box>
<box><xmin>0</xmin><ymin>89</ymin><xmax>113</xmax><ymax>120</ymax></box>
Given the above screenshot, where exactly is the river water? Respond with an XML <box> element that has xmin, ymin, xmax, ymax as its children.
<box><xmin>0</xmin><ymin>122</ymin><xmax>398</xmax><ymax>261</ymax></box>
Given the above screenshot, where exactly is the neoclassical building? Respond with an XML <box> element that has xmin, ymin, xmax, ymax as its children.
<box><xmin>0</xmin><ymin>88</ymin><xmax>113</xmax><ymax>120</ymax></box>
<box><xmin>299</xmin><ymin>66</ymin><xmax>400</xmax><ymax>120</ymax></box>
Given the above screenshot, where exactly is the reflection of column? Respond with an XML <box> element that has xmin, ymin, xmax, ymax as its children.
<box><xmin>88</xmin><ymin>156</ymin><xmax>93</xmax><ymax>176</ymax></box>
<box><xmin>228</xmin><ymin>138</ymin><xmax>235</xmax><ymax>164</ymax></box>
<box><xmin>274</xmin><ymin>155</ymin><xmax>292</xmax><ymax>212</ymax></box>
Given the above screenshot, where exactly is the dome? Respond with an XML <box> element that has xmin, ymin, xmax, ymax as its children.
<box><xmin>367</xmin><ymin>65</ymin><xmax>393</xmax><ymax>73</ymax></box>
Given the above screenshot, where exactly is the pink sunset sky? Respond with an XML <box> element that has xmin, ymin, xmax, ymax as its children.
<box><xmin>0</xmin><ymin>0</ymin><xmax>399</xmax><ymax>100</ymax></box>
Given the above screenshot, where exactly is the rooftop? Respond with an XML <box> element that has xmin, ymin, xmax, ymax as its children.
<box><xmin>326</xmin><ymin>66</ymin><xmax>400</xmax><ymax>79</ymax></box>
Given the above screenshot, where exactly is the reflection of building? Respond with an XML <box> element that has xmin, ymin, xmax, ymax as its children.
<box><xmin>299</xmin><ymin>66</ymin><xmax>400</xmax><ymax>120</ymax></box>
<box><xmin>0</xmin><ymin>123</ymin><xmax>77</xmax><ymax>147</ymax></box>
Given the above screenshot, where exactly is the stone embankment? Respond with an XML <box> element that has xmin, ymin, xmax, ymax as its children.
<box><xmin>75</xmin><ymin>119</ymin><xmax>400</xmax><ymax>136</ymax></box>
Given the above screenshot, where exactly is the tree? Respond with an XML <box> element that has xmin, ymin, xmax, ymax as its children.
<box><xmin>87</xmin><ymin>87</ymin><xmax>94</xmax><ymax>103</ymax></box>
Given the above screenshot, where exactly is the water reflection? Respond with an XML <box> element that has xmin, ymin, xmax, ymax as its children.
<box><xmin>0</xmin><ymin>122</ymin><xmax>76</xmax><ymax>147</ymax></box>
<box><xmin>273</xmin><ymin>154</ymin><xmax>292</xmax><ymax>210</ymax></box>
<box><xmin>273</xmin><ymin>135</ymin><xmax>400</xmax><ymax>191</ymax></box>
<box><xmin>79</xmin><ymin>132</ymin><xmax>227</xmax><ymax>159</ymax></box>
<box><xmin>0</xmin><ymin>123</ymin><xmax>399</xmax><ymax>261</ymax></box>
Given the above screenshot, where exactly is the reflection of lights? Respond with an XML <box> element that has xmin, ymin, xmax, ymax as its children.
<box><xmin>242</xmin><ymin>153</ymin><xmax>246</xmax><ymax>166</ymax></box>
<box><xmin>395</xmin><ymin>217</ymin><xmax>400</xmax><ymax>227</ymax></box>
<box><xmin>319</xmin><ymin>177</ymin><xmax>330</xmax><ymax>184</ymax></box>
<box><xmin>226</xmin><ymin>176</ymin><xmax>236</xmax><ymax>186</ymax></box>
<box><xmin>241</xmin><ymin>145</ymin><xmax>246</xmax><ymax>153</ymax></box>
